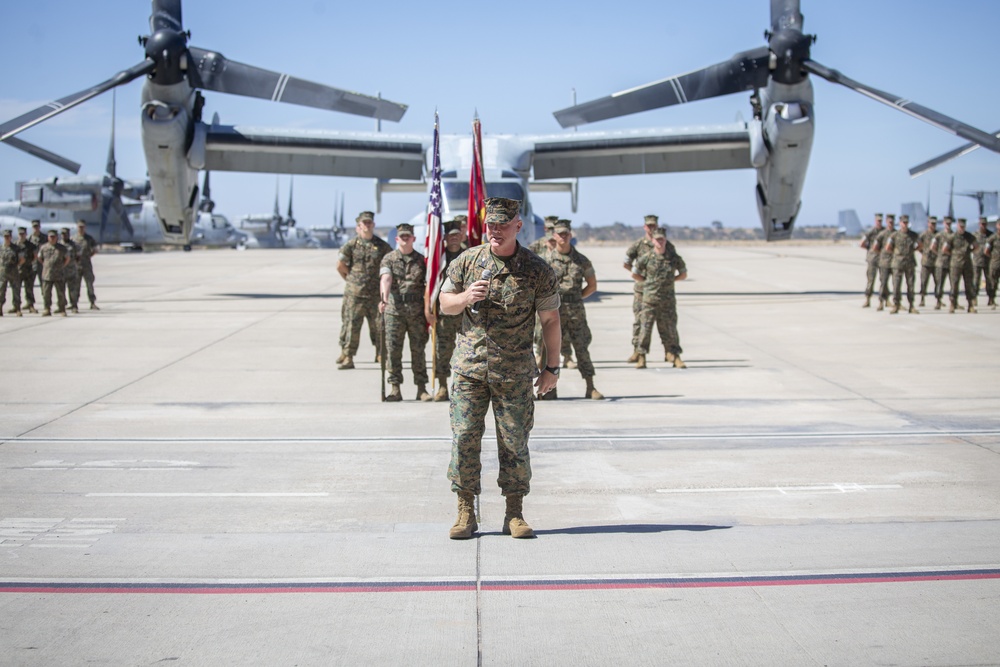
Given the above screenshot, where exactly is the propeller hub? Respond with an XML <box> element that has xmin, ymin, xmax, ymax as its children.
<box><xmin>768</xmin><ymin>29</ymin><xmax>812</xmax><ymax>85</ymax></box>
<box><xmin>144</xmin><ymin>28</ymin><xmax>188</xmax><ymax>86</ymax></box>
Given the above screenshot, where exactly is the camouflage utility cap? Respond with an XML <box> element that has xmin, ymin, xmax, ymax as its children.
<box><xmin>553</xmin><ymin>219</ymin><xmax>572</xmax><ymax>233</ymax></box>
<box><xmin>644</xmin><ymin>215</ymin><xmax>659</xmax><ymax>225</ymax></box>
<box><xmin>2</xmin><ymin>229</ymin><xmax>10</xmax><ymax>237</ymax></box>
<box><xmin>651</xmin><ymin>228</ymin><xmax>667</xmax><ymax>239</ymax></box>
<box><xmin>484</xmin><ymin>197</ymin><xmax>520</xmax><ymax>225</ymax></box>
<box><xmin>356</xmin><ymin>211</ymin><xmax>375</xmax><ymax>222</ymax></box>
<box><xmin>454</xmin><ymin>214</ymin><xmax>468</xmax><ymax>222</ymax></box>
<box><xmin>396</xmin><ymin>223</ymin><xmax>415</xmax><ymax>234</ymax></box>
<box><xmin>544</xmin><ymin>216</ymin><xmax>558</xmax><ymax>230</ymax></box>
<box><xmin>445</xmin><ymin>220</ymin><xmax>464</xmax><ymax>235</ymax></box>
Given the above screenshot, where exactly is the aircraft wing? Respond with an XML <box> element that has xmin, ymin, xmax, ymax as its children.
<box><xmin>527</xmin><ymin>123</ymin><xmax>752</xmax><ymax>180</ymax></box>
<box><xmin>204</xmin><ymin>126</ymin><xmax>427</xmax><ymax>180</ymax></box>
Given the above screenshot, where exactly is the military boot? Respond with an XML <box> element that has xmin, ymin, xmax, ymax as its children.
<box><xmin>862</xmin><ymin>295</ymin><xmax>871</xmax><ymax>308</ymax></box>
<box><xmin>665</xmin><ymin>352</ymin><xmax>676</xmax><ymax>363</ymax></box>
<box><xmin>876</xmin><ymin>299</ymin><xmax>884</xmax><ymax>312</ymax></box>
<box><xmin>433</xmin><ymin>382</ymin><xmax>449</xmax><ymax>402</ymax></box>
<box><xmin>673</xmin><ymin>355</ymin><xmax>687</xmax><ymax>369</ymax></box>
<box><xmin>41</xmin><ymin>309</ymin><xmax>51</xmax><ymax>317</ymax></box>
<box><xmin>948</xmin><ymin>301</ymin><xmax>956</xmax><ymax>313</ymax></box>
<box><xmin>27</xmin><ymin>305</ymin><xmax>37</xmax><ymax>314</ymax></box>
<box><xmin>89</xmin><ymin>302</ymin><xmax>99</xmax><ymax>311</ymax></box>
<box><xmin>336</xmin><ymin>351</ymin><xmax>347</xmax><ymax>364</ymax></box>
<box><xmin>562</xmin><ymin>355</ymin><xmax>577</xmax><ymax>369</ymax></box>
<box><xmin>416</xmin><ymin>384</ymin><xmax>432</xmax><ymax>402</ymax></box>
<box><xmin>503</xmin><ymin>495</ymin><xmax>534</xmax><ymax>539</ymax></box>
<box><xmin>635</xmin><ymin>354</ymin><xmax>646</xmax><ymax>369</ymax></box>
<box><xmin>908</xmin><ymin>304</ymin><xmax>919</xmax><ymax>314</ymax></box>
<box><xmin>14</xmin><ymin>309</ymin><xmax>22</xmax><ymax>317</ymax></box>
<box><xmin>70</xmin><ymin>306</ymin><xmax>79</xmax><ymax>314</ymax></box>
<box><xmin>919</xmin><ymin>296</ymin><xmax>926</xmax><ymax>307</ymax></box>
<box><xmin>385</xmin><ymin>384</ymin><xmax>402</xmax><ymax>402</ymax></box>
<box><xmin>890</xmin><ymin>303</ymin><xmax>900</xmax><ymax>314</ymax></box>
<box><xmin>449</xmin><ymin>492</ymin><xmax>478</xmax><ymax>540</ymax></box>
<box><xmin>627</xmin><ymin>351</ymin><xmax>640</xmax><ymax>363</ymax></box>
<box><xmin>337</xmin><ymin>355</ymin><xmax>355</xmax><ymax>370</ymax></box>
<box><xmin>934</xmin><ymin>299</ymin><xmax>942</xmax><ymax>310</ymax></box>
<box><xmin>968</xmin><ymin>299</ymin><xmax>978</xmax><ymax>314</ymax></box>
<box><xmin>585</xmin><ymin>377</ymin><xmax>604</xmax><ymax>400</ymax></box>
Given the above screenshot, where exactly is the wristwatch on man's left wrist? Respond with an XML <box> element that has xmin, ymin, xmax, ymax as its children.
<box><xmin>544</xmin><ymin>365</ymin><xmax>560</xmax><ymax>376</ymax></box>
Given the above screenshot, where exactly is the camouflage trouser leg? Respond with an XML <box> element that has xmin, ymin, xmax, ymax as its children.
<box><xmin>864</xmin><ymin>259</ymin><xmax>879</xmax><ymax>297</ymax></box>
<box><xmin>919</xmin><ymin>262</ymin><xmax>935</xmax><ymax>297</ymax></box>
<box><xmin>950</xmin><ymin>263</ymin><xmax>975</xmax><ymax>305</ymax></box>
<box><xmin>892</xmin><ymin>265</ymin><xmax>915</xmax><ymax>306</ymax></box>
<box><xmin>560</xmin><ymin>302</ymin><xmax>595</xmax><ymax>378</ymax></box>
<box><xmin>878</xmin><ymin>262</ymin><xmax>892</xmax><ymax>301</ymax></box>
<box><xmin>972</xmin><ymin>264</ymin><xmax>985</xmax><ymax>297</ymax></box>
<box><xmin>42</xmin><ymin>280</ymin><xmax>66</xmax><ymax>312</ymax></box>
<box><xmin>68</xmin><ymin>271</ymin><xmax>81</xmax><ymax>308</ymax></box>
<box><xmin>987</xmin><ymin>263</ymin><xmax>999</xmax><ymax>303</ymax></box>
<box><xmin>385</xmin><ymin>305</ymin><xmax>429</xmax><ymax>386</ymax></box>
<box><xmin>342</xmin><ymin>294</ymin><xmax>380</xmax><ymax>356</ymax></box>
<box><xmin>630</xmin><ymin>289</ymin><xmax>642</xmax><ymax>350</ymax></box>
<box><xmin>433</xmin><ymin>314</ymin><xmax>462</xmax><ymax>381</ymax></box>
<box><xmin>637</xmin><ymin>301</ymin><xmax>661</xmax><ymax>355</ymax></box>
<box><xmin>448</xmin><ymin>376</ymin><xmax>533</xmax><ymax>497</ymax></box>
<box><xmin>338</xmin><ymin>298</ymin><xmax>347</xmax><ymax>350</ymax></box>
<box><xmin>20</xmin><ymin>269</ymin><xmax>35</xmax><ymax>306</ymax></box>
<box><xmin>934</xmin><ymin>264</ymin><xmax>949</xmax><ymax>300</ymax></box>
<box><xmin>1</xmin><ymin>276</ymin><xmax>20</xmax><ymax>310</ymax></box>
<box><xmin>80</xmin><ymin>264</ymin><xmax>96</xmax><ymax>304</ymax></box>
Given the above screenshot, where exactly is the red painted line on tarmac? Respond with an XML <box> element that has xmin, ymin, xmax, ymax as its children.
<box><xmin>2</xmin><ymin>570</ymin><xmax>998</xmax><ymax>595</ymax></box>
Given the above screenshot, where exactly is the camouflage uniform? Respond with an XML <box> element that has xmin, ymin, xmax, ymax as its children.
<box><xmin>379</xmin><ymin>247</ymin><xmax>429</xmax><ymax>387</ymax></box>
<box><xmin>972</xmin><ymin>223</ymin><xmax>991</xmax><ymax>299</ymax></box>
<box><xmin>986</xmin><ymin>230</ymin><xmax>1000</xmax><ymax>307</ymax></box>
<box><xmin>433</xmin><ymin>248</ymin><xmax>465</xmax><ymax>386</ymax></box>
<box><xmin>1</xmin><ymin>234</ymin><xmax>23</xmax><ymax>314</ymax></box>
<box><xmin>73</xmin><ymin>228</ymin><xmax>99</xmax><ymax>307</ymax></box>
<box><xmin>29</xmin><ymin>228</ymin><xmax>45</xmax><ymax>289</ymax></box>
<box><xmin>874</xmin><ymin>223</ymin><xmax>894</xmax><ymax>305</ymax></box>
<box><xmin>888</xmin><ymin>226</ymin><xmax>920</xmax><ymax>310</ymax></box>
<box><xmin>442</xmin><ymin>242</ymin><xmax>559</xmax><ymax>497</ymax></box>
<box><xmin>932</xmin><ymin>224</ymin><xmax>954</xmax><ymax>305</ymax></box>
<box><xmin>547</xmin><ymin>244</ymin><xmax>597</xmax><ymax>380</ymax></box>
<box><xmin>634</xmin><ymin>246</ymin><xmax>687</xmax><ymax>358</ymax></box>
<box><xmin>15</xmin><ymin>233</ymin><xmax>37</xmax><ymax>311</ymax></box>
<box><xmin>338</xmin><ymin>233</ymin><xmax>392</xmax><ymax>357</ymax></box>
<box><xmin>37</xmin><ymin>239</ymin><xmax>68</xmax><ymax>314</ymax></box>
<box><xmin>529</xmin><ymin>218</ymin><xmax>558</xmax><ymax>362</ymax></box>
<box><xmin>625</xmin><ymin>236</ymin><xmax>657</xmax><ymax>350</ymax></box>
<box><xmin>861</xmin><ymin>223</ymin><xmax>882</xmax><ymax>301</ymax></box>
<box><xmin>60</xmin><ymin>233</ymin><xmax>80</xmax><ymax>310</ymax></box>
<box><xmin>917</xmin><ymin>223</ymin><xmax>937</xmax><ymax>304</ymax></box>
<box><xmin>946</xmin><ymin>227</ymin><xmax>977</xmax><ymax>309</ymax></box>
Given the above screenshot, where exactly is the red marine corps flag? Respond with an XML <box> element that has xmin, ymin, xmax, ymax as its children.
<box><xmin>467</xmin><ymin>114</ymin><xmax>487</xmax><ymax>246</ymax></box>
<box><xmin>425</xmin><ymin>112</ymin><xmax>445</xmax><ymax>307</ymax></box>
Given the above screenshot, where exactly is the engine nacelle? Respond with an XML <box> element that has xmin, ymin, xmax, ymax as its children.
<box><xmin>140</xmin><ymin>98</ymin><xmax>198</xmax><ymax>244</ymax></box>
<box><xmin>754</xmin><ymin>82</ymin><xmax>815</xmax><ymax>241</ymax></box>
<box><xmin>18</xmin><ymin>182</ymin><xmax>98</xmax><ymax>211</ymax></box>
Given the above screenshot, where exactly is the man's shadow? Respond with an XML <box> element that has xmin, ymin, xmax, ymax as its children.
<box><xmin>478</xmin><ymin>524</ymin><xmax>731</xmax><ymax>537</ymax></box>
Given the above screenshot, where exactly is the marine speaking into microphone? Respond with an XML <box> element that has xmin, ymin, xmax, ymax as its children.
<box><xmin>437</xmin><ymin>197</ymin><xmax>562</xmax><ymax>541</ymax></box>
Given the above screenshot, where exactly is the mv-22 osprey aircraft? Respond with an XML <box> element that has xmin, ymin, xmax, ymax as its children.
<box><xmin>4</xmin><ymin>0</ymin><xmax>999</xmax><ymax>245</ymax></box>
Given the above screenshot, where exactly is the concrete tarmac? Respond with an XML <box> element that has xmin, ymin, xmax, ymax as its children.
<box><xmin>1</xmin><ymin>242</ymin><xmax>998</xmax><ymax>666</ymax></box>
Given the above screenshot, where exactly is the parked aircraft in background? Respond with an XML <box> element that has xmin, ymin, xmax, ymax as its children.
<box><xmin>237</xmin><ymin>177</ymin><xmax>319</xmax><ymax>249</ymax></box>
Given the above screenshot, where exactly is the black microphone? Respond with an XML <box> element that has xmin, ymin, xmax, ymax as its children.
<box><xmin>469</xmin><ymin>268</ymin><xmax>493</xmax><ymax>314</ymax></box>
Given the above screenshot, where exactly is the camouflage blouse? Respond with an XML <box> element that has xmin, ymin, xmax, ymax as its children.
<box><xmin>339</xmin><ymin>235</ymin><xmax>392</xmax><ymax>298</ymax></box>
<box><xmin>73</xmin><ymin>232</ymin><xmax>99</xmax><ymax>266</ymax></box>
<box><xmin>888</xmin><ymin>229</ymin><xmax>920</xmax><ymax>268</ymax></box>
<box><xmin>945</xmin><ymin>230</ymin><xmax>977</xmax><ymax>268</ymax></box>
<box><xmin>918</xmin><ymin>229</ymin><xmax>937</xmax><ymax>263</ymax></box>
<box><xmin>379</xmin><ymin>248</ymin><xmax>426</xmax><ymax>314</ymax></box>
<box><xmin>442</xmin><ymin>243</ymin><xmax>559</xmax><ymax>382</ymax></box>
<box><xmin>546</xmin><ymin>247</ymin><xmax>595</xmax><ymax>302</ymax></box>
<box><xmin>37</xmin><ymin>243</ymin><xmax>66</xmax><ymax>281</ymax></box>
<box><xmin>1</xmin><ymin>244</ymin><xmax>22</xmax><ymax>279</ymax></box>
<box><xmin>634</xmin><ymin>249</ymin><xmax>687</xmax><ymax>304</ymax></box>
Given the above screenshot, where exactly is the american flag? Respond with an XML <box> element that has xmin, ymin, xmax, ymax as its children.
<box><xmin>425</xmin><ymin>113</ymin><xmax>445</xmax><ymax>307</ymax></box>
<box><xmin>467</xmin><ymin>115</ymin><xmax>487</xmax><ymax>246</ymax></box>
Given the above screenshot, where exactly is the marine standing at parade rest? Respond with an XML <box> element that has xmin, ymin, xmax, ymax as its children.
<box><xmin>984</xmin><ymin>225</ymin><xmax>1000</xmax><ymax>309</ymax></box>
<box><xmin>336</xmin><ymin>211</ymin><xmax>392</xmax><ymax>370</ymax></box>
<box><xmin>527</xmin><ymin>216</ymin><xmax>558</xmax><ymax>255</ymax></box>
<box><xmin>378</xmin><ymin>223</ymin><xmax>432</xmax><ymax>403</ymax></box>
<box><xmin>438</xmin><ymin>197</ymin><xmax>560</xmax><ymax>540</ymax></box>
<box><xmin>931</xmin><ymin>216</ymin><xmax>954</xmax><ymax>309</ymax></box>
<box><xmin>942</xmin><ymin>218</ymin><xmax>978</xmax><ymax>313</ymax></box>
<box><xmin>860</xmin><ymin>212</ymin><xmax>883</xmax><ymax>308</ymax></box>
<box><xmin>885</xmin><ymin>214</ymin><xmax>921</xmax><ymax>314</ymax></box>
<box><xmin>73</xmin><ymin>220</ymin><xmax>100</xmax><ymax>310</ymax></box>
<box><xmin>59</xmin><ymin>228</ymin><xmax>80</xmax><ymax>313</ymax></box>
<box><xmin>37</xmin><ymin>230</ymin><xmax>69</xmax><ymax>316</ymax></box>
<box><xmin>624</xmin><ymin>215</ymin><xmax>662</xmax><ymax>360</ymax></box>
<box><xmin>540</xmin><ymin>219</ymin><xmax>603</xmax><ymax>400</ymax></box>
<box><xmin>530</xmin><ymin>216</ymin><xmax>566</xmax><ymax>367</ymax></box>
<box><xmin>917</xmin><ymin>216</ymin><xmax>937</xmax><ymax>307</ymax></box>
<box><xmin>15</xmin><ymin>227</ymin><xmax>37</xmax><ymax>313</ymax></box>
<box><xmin>28</xmin><ymin>220</ymin><xmax>44</xmax><ymax>290</ymax></box>
<box><xmin>874</xmin><ymin>214</ymin><xmax>895</xmax><ymax>311</ymax></box>
<box><xmin>632</xmin><ymin>227</ymin><xmax>688</xmax><ymax>369</ymax></box>
<box><xmin>0</xmin><ymin>229</ymin><xmax>25</xmax><ymax>317</ymax></box>
<box><xmin>426</xmin><ymin>219</ymin><xmax>468</xmax><ymax>402</ymax></box>
<box><xmin>972</xmin><ymin>217</ymin><xmax>991</xmax><ymax>301</ymax></box>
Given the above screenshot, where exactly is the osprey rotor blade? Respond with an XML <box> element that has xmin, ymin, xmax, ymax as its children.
<box><xmin>0</xmin><ymin>59</ymin><xmax>155</xmax><ymax>142</ymax></box>
<box><xmin>554</xmin><ymin>47</ymin><xmax>770</xmax><ymax>128</ymax></box>
<box><xmin>802</xmin><ymin>59</ymin><xmax>1000</xmax><ymax>154</ymax></box>
<box><xmin>150</xmin><ymin>0</ymin><xmax>183</xmax><ymax>32</ymax></box>
<box><xmin>187</xmin><ymin>47</ymin><xmax>408</xmax><ymax>122</ymax></box>
<box><xmin>1</xmin><ymin>136</ymin><xmax>81</xmax><ymax>173</ymax></box>
<box><xmin>770</xmin><ymin>0</ymin><xmax>803</xmax><ymax>33</ymax></box>
<box><xmin>908</xmin><ymin>130</ymin><xmax>1000</xmax><ymax>177</ymax></box>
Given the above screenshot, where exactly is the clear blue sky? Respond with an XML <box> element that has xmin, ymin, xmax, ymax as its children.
<box><xmin>1</xmin><ymin>0</ymin><xmax>998</xmax><ymax>230</ymax></box>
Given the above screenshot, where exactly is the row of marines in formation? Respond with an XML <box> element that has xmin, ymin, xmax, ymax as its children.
<box><xmin>332</xmin><ymin>210</ymin><xmax>689</xmax><ymax>403</ymax></box>
<box><xmin>0</xmin><ymin>220</ymin><xmax>100</xmax><ymax>317</ymax></box>
<box><xmin>861</xmin><ymin>213</ymin><xmax>998</xmax><ymax>314</ymax></box>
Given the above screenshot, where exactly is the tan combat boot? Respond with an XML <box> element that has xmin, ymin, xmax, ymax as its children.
<box><xmin>585</xmin><ymin>378</ymin><xmax>604</xmax><ymax>400</ymax></box>
<box><xmin>635</xmin><ymin>354</ymin><xmax>646</xmax><ymax>369</ymax></box>
<box><xmin>919</xmin><ymin>296</ymin><xmax>925</xmax><ymax>307</ymax></box>
<box><xmin>503</xmin><ymin>495</ymin><xmax>534</xmax><ymax>539</ymax></box>
<box><xmin>968</xmin><ymin>299</ymin><xmax>978</xmax><ymax>314</ymax></box>
<box><xmin>948</xmin><ymin>301</ymin><xmax>956</xmax><ymax>314</ymax></box>
<box><xmin>908</xmin><ymin>304</ymin><xmax>919</xmax><ymax>314</ymax></box>
<box><xmin>89</xmin><ymin>302</ymin><xmax>99</xmax><ymax>311</ymax></box>
<box><xmin>385</xmin><ymin>384</ymin><xmax>402</xmax><ymax>402</ymax></box>
<box><xmin>876</xmin><ymin>299</ymin><xmax>884</xmax><ymax>312</ymax></box>
<box><xmin>416</xmin><ymin>384</ymin><xmax>432</xmax><ymax>402</ymax></box>
<box><xmin>890</xmin><ymin>303</ymin><xmax>899</xmax><ymax>314</ymax></box>
<box><xmin>449</xmin><ymin>492</ymin><xmax>477</xmax><ymax>540</ymax></box>
<box><xmin>336</xmin><ymin>351</ymin><xmax>346</xmax><ymax>364</ymax></box>
<box><xmin>433</xmin><ymin>380</ymin><xmax>449</xmax><ymax>402</ymax></box>
<box><xmin>27</xmin><ymin>305</ymin><xmax>37</xmax><ymax>314</ymax></box>
<box><xmin>41</xmin><ymin>309</ymin><xmax>51</xmax><ymax>317</ymax></box>
<box><xmin>934</xmin><ymin>299</ymin><xmax>942</xmax><ymax>310</ymax></box>
<box><xmin>562</xmin><ymin>355</ymin><xmax>577</xmax><ymax>369</ymax></box>
<box><xmin>862</xmin><ymin>295</ymin><xmax>870</xmax><ymax>308</ymax></box>
<box><xmin>337</xmin><ymin>355</ymin><xmax>354</xmax><ymax>370</ymax></box>
<box><xmin>673</xmin><ymin>355</ymin><xmax>687</xmax><ymax>369</ymax></box>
